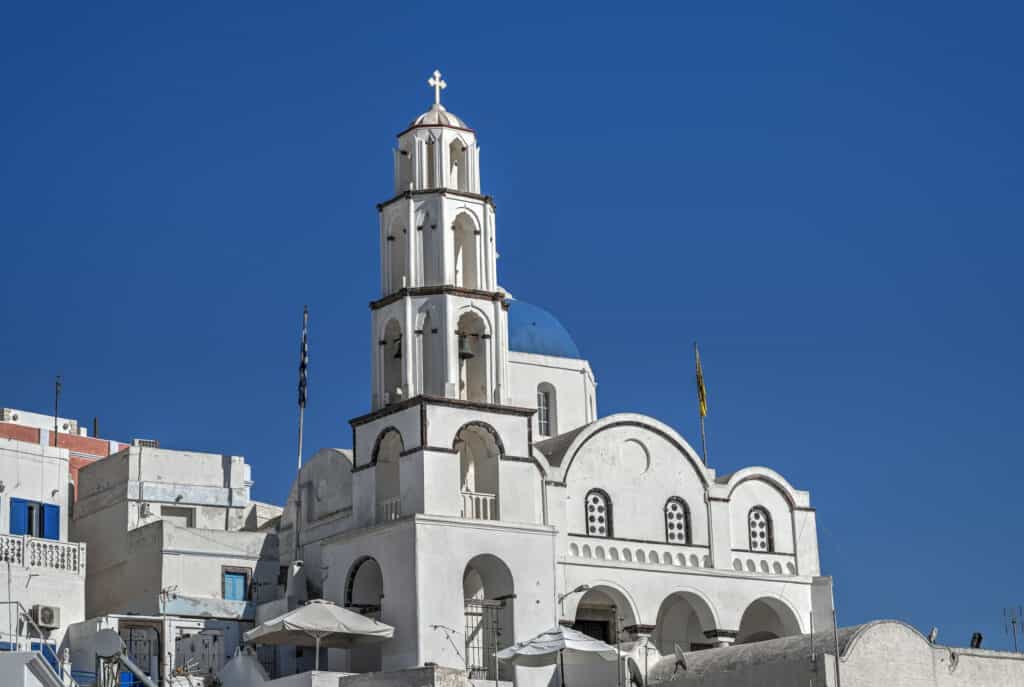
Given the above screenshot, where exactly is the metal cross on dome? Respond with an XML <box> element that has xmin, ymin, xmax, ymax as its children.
<box><xmin>428</xmin><ymin>70</ymin><xmax>447</xmax><ymax>105</ymax></box>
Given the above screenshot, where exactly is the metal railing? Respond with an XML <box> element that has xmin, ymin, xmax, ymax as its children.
<box><xmin>0</xmin><ymin>534</ymin><xmax>86</xmax><ymax>576</ymax></box>
<box><xmin>461</xmin><ymin>491</ymin><xmax>497</xmax><ymax>521</ymax></box>
<box><xmin>0</xmin><ymin>600</ymin><xmax>79</xmax><ymax>686</ymax></box>
<box><xmin>377</xmin><ymin>497</ymin><xmax>401</xmax><ymax>523</ymax></box>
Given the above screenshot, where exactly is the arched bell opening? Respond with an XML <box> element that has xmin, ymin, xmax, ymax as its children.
<box><xmin>380</xmin><ymin>319</ymin><xmax>404</xmax><ymax>405</ymax></box>
<box><xmin>462</xmin><ymin>554</ymin><xmax>515</xmax><ymax>681</ymax></box>
<box><xmin>452</xmin><ymin>213</ymin><xmax>480</xmax><ymax>290</ymax></box>
<box><xmin>449</xmin><ymin>138</ymin><xmax>469</xmax><ymax>192</ymax></box>
<box><xmin>456</xmin><ymin>311</ymin><xmax>488</xmax><ymax>403</ymax></box>
<box><xmin>345</xmin><ymin>557</ymin><xmax>384</xmax><ymax>672</ymax></box>
<box><xmin>456</xmin><ymin>423</ymin><xmax>502</xmax><ymax>520</ymax></box>
<box><xmin>736</xmin><ymin>597</ymin><xmax>802</xmax><ymax>645</ymax></box>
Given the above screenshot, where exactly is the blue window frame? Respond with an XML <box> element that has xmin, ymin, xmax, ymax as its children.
<box><xmin>223</xmin><ymin>570</ymin><xmax>248</xmax><ymax>601</ymax></box>
<box><xmin>9</xmin><ymin>498</ymin><xmax>59</xmax><ymax>540</ymax></box>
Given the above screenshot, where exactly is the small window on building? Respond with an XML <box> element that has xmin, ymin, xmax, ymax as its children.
<box><xmin>10</xmin><ymin>498</ymin><xmax>59</xmax><ymax>540</ymax></box>
<box><xmin>161</xmin><ymin>505</ymin><xmax>195</xmax><ymax>528</ymax></box>
<box><xmin>665</xmin><ymin>497</ymin><xmax>691</xmax><ymax>544</ymax></box>
<box><xmin>748</xmin><ymin>507</ymin><xmax>773</xmax><ymax>552</ymax></box>
<box><xmin>223</xmin><ymin>568</ymin><xmax>250</xmax><ymax>601</ymax></box>
<box><xmin>585</xmin><ymin>489</ymin><xmax>612</xmax><ymax>537</ymax></box>
<box><xmin>537</xmin><ymin>383</ymin><xmax>557</xmax><ymax>436</ymax></box>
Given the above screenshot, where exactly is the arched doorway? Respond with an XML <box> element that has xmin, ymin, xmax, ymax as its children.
<box><xmin>456</xmin><ymin>423</ymin><xmax>502</xmax><ymax>520</ymax></box>
<box><xmin>463</xmin><ymin>555</ymin><xmax>514</xmax><ymax>681</ymax></box>
<box><xmin>373</xmin><ymin>429</ymin><xmax>402</xmax><ymax>522</ymax></box>
<box><xmin>345</xmin><ymin>557</ymin><xmax>384</xmax><ymax>672</ymax></box>
<box><xmin>736</xmin><ymin>597</ymin><xmax>802</xmax><ymax>644</ymax></box>
<box><xmin>652</xmin><ymin>592</ymin><xmax>717</xmax><ymax>654</ymax></box>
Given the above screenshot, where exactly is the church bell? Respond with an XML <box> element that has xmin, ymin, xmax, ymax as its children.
<box><xmin>458</xmin><ymin>335</ymin><xmax>475</xmax><ymax>360</ymax></box>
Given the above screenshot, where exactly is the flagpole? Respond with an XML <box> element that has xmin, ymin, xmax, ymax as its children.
<box><xmin>694</xmin><ymin>343</ymin><xmax>709</xmax><ymax>465</ymax></box>
<box><xmin>699</xmin><ymin>409</ymin><xmax>708</xmax><ymax>466</ymax></box>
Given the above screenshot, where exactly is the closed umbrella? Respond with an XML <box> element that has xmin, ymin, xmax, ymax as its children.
<box><xmin>496</xmin><ymin>626</ymin><xmax>619</xmax><ymax>686</ymax></box>
<box><xmin>244</xmin><ymin>599</ymin><xmax>394</xmax><ymax>670</ymax></box>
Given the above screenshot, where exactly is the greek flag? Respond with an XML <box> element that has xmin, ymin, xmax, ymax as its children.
<box><xmin>298</xmin><ymin>306</ymin><xmax>309</xmax><ymax>408</ymax></box>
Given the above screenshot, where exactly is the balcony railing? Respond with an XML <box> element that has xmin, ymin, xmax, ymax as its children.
<box><xmin>461</xmin><ymin>491</ymin><xmax>497</xmax><ymax>521</ymax></box>
<box><xmin>0</xmin><ymin>533</ymin><xmax>86</xmax><ymax>576</ymax></box>
<box><xmin>377</xmin><ymin>497</ymin><xmax>401</xmax><ymax>523</ymax></box>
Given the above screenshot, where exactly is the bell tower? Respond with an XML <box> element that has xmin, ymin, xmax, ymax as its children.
<box><xmin>370</xmin><ymin>71</ymin><xmax>510</xmax><ymax>410</ymax></box>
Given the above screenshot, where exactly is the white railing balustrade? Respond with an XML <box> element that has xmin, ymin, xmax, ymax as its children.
<box><xmin>461</xmin><ymin>491</ymin><xmax>497</xmax><ymax>521</ymax></box>
<box><xmin>378</xmin><ymin>497</ymin><xmax>402</xmax><ymax>523</ymax></box>
<box><xmin>0</xmin><ymin>533</ymin><xmax>85</xmax><ymax>575</ymax></box>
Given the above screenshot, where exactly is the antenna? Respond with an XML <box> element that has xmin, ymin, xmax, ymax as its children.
<box><xmin>1004</xmin><ymin>607</ymin><xmax>1021</xmax><ymax>652</ymax></box>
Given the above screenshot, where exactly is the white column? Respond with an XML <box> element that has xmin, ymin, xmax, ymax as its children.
<box><xmin>443</xmin><ymin>295</ymin><xmax>457</xmax><ymax>398</ymax></box>
<box><xmin>371</xmin><ymin>313</ymin><xmax>382</xmax><ymax>408</ymax></box>
<box><xmin>403</xmin><ymin>297</ymin><xmax>414</xmax><ymax>399</ymax></box>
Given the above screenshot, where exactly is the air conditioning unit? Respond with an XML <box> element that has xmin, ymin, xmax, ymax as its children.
<box><xmin>31</xmin><ymin>605</ymin><xmax>60</xmax><ymax>629</ymax></box>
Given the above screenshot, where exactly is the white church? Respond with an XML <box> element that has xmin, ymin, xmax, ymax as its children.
<box><xmin>267</xmin><ymin>71</ymin><xmax>831</xmax><ymax>686</ymax></box>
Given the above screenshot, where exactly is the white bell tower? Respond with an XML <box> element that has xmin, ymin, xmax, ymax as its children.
<box><xmin>371</xmin><ymin>71</ymin><xmax>510</xmax><ymax>410</ymax></box>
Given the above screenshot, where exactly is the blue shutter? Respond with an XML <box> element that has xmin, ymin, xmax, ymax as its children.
<box><xmin>224</xmin><ymin>572</ymin><xmax>246</xmax><ymax>601</ymax></box>
<box><xmin>43</xmin><ymin>504</ymin><xmax>60</xmax><ymax>540</ymax></box>
<box><xmin>10</xmin><ymin>498</ymin><xmax>29</xmax><ymax>535</ymax></box>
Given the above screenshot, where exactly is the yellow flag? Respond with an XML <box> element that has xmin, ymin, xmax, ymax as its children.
<box><xmin>695</xmin><ymin>343</ymin><xmax>708</xmax><ymax>418</ymax></box>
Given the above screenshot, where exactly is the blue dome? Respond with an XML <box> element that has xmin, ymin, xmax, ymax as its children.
<box><xmin>508</xmin><ymin>301</ymin><xmax>581</xmax><ymax>358</ymax></box>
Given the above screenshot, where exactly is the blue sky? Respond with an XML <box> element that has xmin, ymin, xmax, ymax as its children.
<box><xmin>2</xmin><ymin>2</ymin><xmax>1021</xmax><ymax>648</ymax></box>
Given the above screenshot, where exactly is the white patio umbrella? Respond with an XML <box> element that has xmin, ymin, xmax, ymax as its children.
<box><xmin>244</xmin><ymin>599</ymin><xmax>394</xmax><ymax>670</ymax></box>
<box><xmin>496</xmin><ymin>626</ymin><xmax>619</xmax><ymax>686</ymax></box>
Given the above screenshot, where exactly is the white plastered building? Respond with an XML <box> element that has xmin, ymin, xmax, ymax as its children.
<box><xmin>70</xmin><ymin>444</ymin><xmax>281</xmax><ymax>682</ymax></box>
<box><xmin>268</xmin><ymin>77</ymin><xmax>831</xmax><ymax>687</ymax></box>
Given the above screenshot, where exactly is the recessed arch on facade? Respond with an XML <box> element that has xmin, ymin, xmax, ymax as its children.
<box><xmin>722</xmin><ymin>466</ymin><xmax>804</xmax><ymax>509</ymax></box>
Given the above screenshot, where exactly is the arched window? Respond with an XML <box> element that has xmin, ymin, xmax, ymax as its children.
<box><xmin>664</xmin><ymin>497</ymin><xmax>691</xmax><ymax>545</ymax></box>
<box><xmin>748</xmin><ymin>506</ymin><xmax>773</xmax><ymax>552</ymax></box>
<box><xmin>585</xmin><ymin>489</ymin><xmax>612</xmax><ymax>537</ymax></box>
<box><xmin>537</xmin><ymin>383</ymin><xmax>557</xmax><ymax>436</ymax></box>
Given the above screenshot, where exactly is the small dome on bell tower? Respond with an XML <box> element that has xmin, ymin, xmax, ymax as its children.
<box><xmin>393</xmin><ymin>70</ymin><xmax>480</xmax><ymax>195</ymax></box>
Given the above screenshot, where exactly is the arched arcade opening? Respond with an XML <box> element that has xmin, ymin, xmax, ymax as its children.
<box><xmin>736</xmin><ymin>597</ymin><xmax>802</xmax><ymax>645</ymax></box>
<box><xmin>463</xmin><ymin>554</ymin><xmax>515</xmax><ymax>681</ymax></box>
